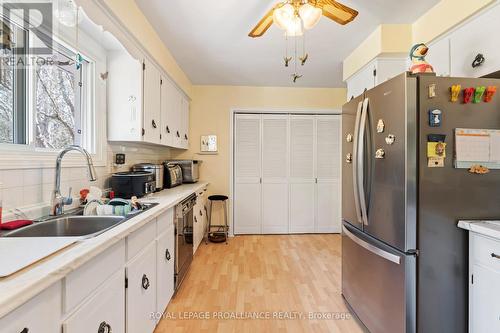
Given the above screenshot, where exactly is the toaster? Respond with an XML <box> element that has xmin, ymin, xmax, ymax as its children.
<box><xmin>164</xmin><ymin>160</ymin><xmax>201</xmax><ymax>183</ymax></box>
<box><xmin>164</xmin><ymin>163</ymin><xmax>183</xmax><ymax>189</ymax></box>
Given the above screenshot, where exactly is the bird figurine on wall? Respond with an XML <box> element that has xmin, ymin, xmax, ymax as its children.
<box><xmin>409</xmin><ymin>43</ymin><xmax>434</xmax><ymax>74</ymax></box>
<box><xmin>299</xmin><ymin>53</ymin><xmax>309</xmax><ymax>66</ymax></box>
<box><xmin>292</xmin><ymin>74</ymin><xmax>303</xmax><ymax>83</ymax></box>
<box><xmin>284</xmin><ymin>56</ymin><xmax>292</xmax><ymax>67</ymax></box>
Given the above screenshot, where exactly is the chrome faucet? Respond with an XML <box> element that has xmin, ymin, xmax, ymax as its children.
<box><xmin>50</xmin><ymin>145</ymin><xmax>97</xmax><ymax>216</ymax></box>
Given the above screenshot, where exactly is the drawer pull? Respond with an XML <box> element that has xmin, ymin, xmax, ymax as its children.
<box><xmin>142</xmin><ymin>274</ymin><xmax>150</xmax><ymax>290</ymax></box>
<box><xmin>98</xmin><ymin>322</ymin><xmax>112</xmax><ymax>333</ymax></box>
<box><xmin>21</xmin><ymin>329</ymin><xmax>29</xmax><ymax>333</ymax></box>
<box><xmin>194</xmin><ymin>216</ymin><xmax>198</xmax><ymax>223</ymax></box>
<box><xmin>491</xmin><ymin>253</ymin><xmax>500</xmax><ymax>260</ymax></box>
<box><xmin>166</xmin><ymin>248</ymin><xmax>171</xmax><ymax>261</ymax></box>
<box><xmin>200</xmin><ymin>209</ymin><xmax>203</xmax><ymax>217</ymax></box>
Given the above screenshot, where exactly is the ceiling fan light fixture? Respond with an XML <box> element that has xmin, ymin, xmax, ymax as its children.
<box><xmin>299</xmin><ymin>3</ymin><xmax>322</xmax><ymax>30</ymax></box>
<box><xmin>273</xmin><ymin>3</ymin><xmax>295</xmax><ymax>30</ymax></box>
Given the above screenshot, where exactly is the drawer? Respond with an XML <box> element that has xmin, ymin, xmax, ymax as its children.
<box><xmin>128</xmin><ymin>220</ymin><xmax>156</xmax><ymax>260</ymax></box>
<box><xmin>0</xmin><ymin>281</ymin><xmax>61</xmax><ymax>332</ymax></box>
<box><xmin>157</xmin><ymin>208</ymin><xmax>174</xmax><ymax>236</ymax></box>
<box><xmin>65</xmin><ymin>240</ymin><xmax>125</xmax><ymax>314</ymax></box>
<box><xmin>471</xmin><ymin>233</ymin><xmax>500</xmax><ymax>272</ymax></box>
<box><xmin>63</xmin><ymin>270</ymin><xmax>125</xmax><ymax>333</ymax></box>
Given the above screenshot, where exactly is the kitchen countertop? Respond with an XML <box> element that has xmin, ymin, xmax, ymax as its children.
<box><xmin>458</xmin><ymin>220</ymin><xmax>500</xmax><ymax>240</ymax></box>
<box><xmin>0</xmin><ymin>182</ymin><xmax>208</xmax><ymax>319</ymax></box>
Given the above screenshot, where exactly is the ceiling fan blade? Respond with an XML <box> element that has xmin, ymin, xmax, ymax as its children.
<box><xmin>319</xmin><ymin>0</ymin><xmax>358</xmax><ymax>25</ymax></box>
<box><xmin>248</xmin><ymin>4</ymin><xmax>280</xmax><ymax>38</ymax></box>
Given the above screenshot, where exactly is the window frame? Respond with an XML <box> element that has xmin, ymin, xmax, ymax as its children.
<box><xmin>0</xmin><ymin>16</ymin><xmax>107</xmax><ymax>169</ymax></box>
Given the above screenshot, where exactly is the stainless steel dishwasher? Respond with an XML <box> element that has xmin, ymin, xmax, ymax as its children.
<box><xmin>174</xmin><ymin>194</ymin><xmax>195</xmax><ymax>290</ymax></box>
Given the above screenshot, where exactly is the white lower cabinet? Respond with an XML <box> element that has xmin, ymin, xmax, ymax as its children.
<box><xmin>193</xmin><ymin>188</ymin><xmax>208</xmax><ymax>253</ymax></box>
<box><xmin>469</xmin><ymin>233</ymin><xmax>500</xmax><ymax>333</ymax></box>
<box><xmin>63</xmin><ymin>270</ymin><xmax>125</xmax><ymax>333</ymax></box>
<box><xmin>0</xmin><ymin>282</ymin><xmax>61</xmax><ymax>332</ymax></box>
<box><xmin>126</xmin><ymin>242</ymin><xmax>157</xmax><ymax>333</ymax></box>
<box><xmin>156</xmin><ymin>226</ymin><xmax>175</xmax><ymax>314</ymax></box>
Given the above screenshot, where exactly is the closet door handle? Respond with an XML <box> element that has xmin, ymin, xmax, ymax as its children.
<box><xmin>141</xmin><ymin>274</ymin><xmax>150</xmax><ymax>290</ymax></box>
<box><xmin>152</xmin><ymin>120</ymin><xmax>157</xmax><ymax>129</ymax></box>
<box><xmin>98</xmin><ymin>322</ymin><xmax>112</xmax><ymax>333</ymax></box>
<box><xmin>176</xmin><ymin>131</ymin><xmax>180</xmax><ymax>138</ymax></box>
<box><xmin>166</xmin><ymin>249</ymin><xmax>171</xmax><ymax>261</ymax></box>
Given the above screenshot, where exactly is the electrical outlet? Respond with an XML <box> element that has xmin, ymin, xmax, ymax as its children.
<box><xmin>115</xmin><ymin>153</ymin><xmax>126</xmax><ymax>165</ymax></box>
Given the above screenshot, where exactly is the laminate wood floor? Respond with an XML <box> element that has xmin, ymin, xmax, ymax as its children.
<box><xmin>154</xmin><ymin>234</ymin><xmax>365</xmax><ymax>333</ymax></box>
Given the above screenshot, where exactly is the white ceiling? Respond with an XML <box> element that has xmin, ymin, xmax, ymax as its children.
<box><xmin>135</xmin><ymin>0</ymin><xmax>440</xmax><ymax>88</ymax></box>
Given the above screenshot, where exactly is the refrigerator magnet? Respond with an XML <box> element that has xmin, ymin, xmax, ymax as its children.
<box><xmin>375</xmin><ymin>148</ymin><xmax>386</xmax><ymax>159</ymax></box>
<box><xmin>377</xmin><ymin>119</ymin><xmax>385</xmax><ymax>133</ymax></box>
<box><xmin>463</xmin><ymin>87</ymin><xmax>475</xmax><ymax>104</ymax></box>
<box><xmin>450</xmin><ymin>85</ymin><xmax>461</xmax><ymax>102</ymax></box>
<box><xmin>428</xmin><ymin>84</ymin><xmax>437</xmax><ymax>98</ymax></box>
<box><xmin>473</xmin><ymin>86</ymin><xmax>486</xmax><ymax>103</ymax></box>
<box><xmin>385</xmin><ymin>134</ymin><xmax>396</xmax><ymax>145</ymax></box>
<box><xmin>429</xmin><ymin>109</ymin><xmax>442</xmax><ymax>127</ymax></box>
<box><xmin>484</xmin><ymin>86</ymin><xmax>497</xmax><ymax>103</ymax></box>
<box><xmin>428</xmin><ymin>157</ymin><xmax>445</xmax><ymax>168</ymax></box>
<box><xmin>427</xmin><ymin>142</ymin><xmax>446</xmax><ymax>158</ymax></box>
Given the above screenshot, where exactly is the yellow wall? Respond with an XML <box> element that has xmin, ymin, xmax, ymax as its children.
<box><xmin>343</xmin><ymin>24</ymin><xmax>412</xmax><ymax>80</ymax></box>
<box><xmin>171</xmin><ymin>86</ymin><xmax>347</xmax><ymax>196</ymax></box>
<box><xmin>412</xmin><ymin>0</ymin><xmax>495</xmax><ymax>43</ymax></box>
<box><xmin>102</xmin><ymin>0</ymin><xmax>193</xmax><ymax>96</ymax></box>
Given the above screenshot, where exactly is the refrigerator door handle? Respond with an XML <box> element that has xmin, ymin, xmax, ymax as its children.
<box><xmin>343</xmin><ymin>225</ymin><xmax>401</xmax><ymax>265</ymax></box>
<box><xmin>352</xmin><ymin>101</ymin><xmax>364</xmax><ymax>225</ymax></box>
<box><xmin>358</xmin><ymin>98</ymin><xmax>369</xmax><ymax>226</ymax></box>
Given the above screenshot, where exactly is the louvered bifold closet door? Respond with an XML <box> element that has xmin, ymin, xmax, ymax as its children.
<box><xmin>262</xmin><ymin>115</ymin><xmax>289</xmax><ymax>234</ymax></box>
<box><xmin>316</xmin><ymin>115</ymin><xmax>341</xmax><ymax>233</ymax></box>
<box><xmin>234</xmin><ymin>114</ymin><xmax>262</xmax><ymax>234</ymax></box>
<box><xmin>289</xmin><ymin>115</ymin><xmax>316</xmax><ymax>233</ymax></box>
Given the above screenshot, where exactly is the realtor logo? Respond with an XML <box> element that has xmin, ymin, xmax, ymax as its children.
<box><xmin>1</xmin><ymin>2</ymin><xmax>53</xmax><ymax>54</ymax></box>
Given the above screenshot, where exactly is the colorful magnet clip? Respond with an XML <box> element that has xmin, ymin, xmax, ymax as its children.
<box><xmin>473</xmin><ymin>86</ymin><xmax>486</xmax><ymax>103</ymax></box>
<box><xmin>484</xmin><ymin>86</ymin><xmax>497</xmax><ymax>103</ymax></box>
<box><xmin>429</xmin><ymin>109</ymin><xmax>442</xmax><ymax>127</ymax></box>
<box><xmin>463</xmin><ymin>87</ymin><xmax>475</xmax><ymax>104</ymax></box>
<box><xmin>450</xmin><ymin>85</ymin><xmax>461</xmax><ymax>102</ymax></box>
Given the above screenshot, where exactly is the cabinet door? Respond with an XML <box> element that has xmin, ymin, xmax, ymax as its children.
<box><xmin>234</xmin><ymin>114</ymin><xmax>262</xmax><ymax>234</ymax></box>
<box><xmin>126</xmin><ymin>243</ymin><xmax>157</xmax><ymax>333</ymax></box>
<box><xmin>143</xmin><ymin>59</ymin><xmax>161</xmax><ymax>144</ymax></box>
<box><xmin>450</xmin><ymin>5</ymin><xmax>500</xmax><ymax>77</ymax></box>
<box><xmin>427</xmin><ymin>37</ymin><xmax>450</xmax><ymax>77</ymax></box>
<box><xmin>181</xmin><ymin>97</ymin><xmax>190</xmax><ymax>149</ymax></box>
<box><xmin>63</xmin><ymin>271</ymin><xmax>125</xmax><ymax>333</ymax></box>
<box><xmin>346</xmin><ymin>63</ymin><xmax>376</xmax><ymax>100</ymax></box>
<box><xmin>160</xmin><ymin>77</ymin><xmax>174</xmax><ymax>146</ymax></box>
<box><xmin>0</xmin><ymin>282</ymin><xmax>61</xmax><ymax>332</ymax></box>
<box><xmin>316</xmin><ymin>116</ymin><xmax>341</xmax><ymax>233</ymax></box>
<box><xmin>262</xmin><ymin>115</ymin><xmax>289</xmax><ymax>234</ymax></box>
<box><xmin>289</xmin><ymin>116</ymin><xmax>315</xmax><ymax>233</ymax></box>
<box><xmin>156</xmin><ymin>226</ymin><xmax>175</xmax><ymax>314</ymax></box>
<box><xmin>471</xmin><ymin>263</ymin><xmax>500</xmax><ymax>333</ymax></box>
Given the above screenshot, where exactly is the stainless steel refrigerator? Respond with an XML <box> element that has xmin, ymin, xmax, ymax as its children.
<box><xmin>341</xmin><ymin>72</ymin><xmax>500</xmax><ymax>333</ymax></box>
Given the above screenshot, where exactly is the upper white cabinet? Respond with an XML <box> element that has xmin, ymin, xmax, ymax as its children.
<box><xmin>427</xmin><ymin>37</ymin><xmax>451</xmax><ymax>77</ymax></box>
<box><xmin>108</xmin><ymin>50</ymin><xmax>190</xmax><ymax>149</ymax></box>
<box><xmin>143</xmin><ymin>59</ymin><xmax>162</xmax><ymax>144</ymax></box>
<box><xmin>233</xmin><ymin>114</ymin><xmax>341</xmax><ymax>235</ymax></box>
<box><xmin>346</xmin><ymin>58</ymin><xmax>408</xmax><ymax>100</ymax></box>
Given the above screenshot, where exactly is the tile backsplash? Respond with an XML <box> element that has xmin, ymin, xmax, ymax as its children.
<box><xmin>0</xmin><ymin>143</ymin><xmax>171</xmax><ymax>219</ymax></box>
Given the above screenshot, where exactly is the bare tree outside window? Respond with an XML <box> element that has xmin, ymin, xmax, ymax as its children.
<box><xmin>0</xmin><ymin>54</ymin><xmax>14</xmax><ymax>144</ymax></box>
<box><xmin>34</xmin><ymin>53</ymin><xmax>80</xmax><ymax>149</ymax></box>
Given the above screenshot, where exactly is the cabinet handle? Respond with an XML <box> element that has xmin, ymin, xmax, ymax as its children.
<box><xmin>194</xmin><ymin>216</ymin><xmax>198</xmax><ymax>223</ymax></box>
<box><xmin>166</xmin><ymin>126</ymin><xmax>170</xmax><ymax>133</ymax></box>
<box><xmin>199</xmin><ymin>209</ymin><xmax>203</xmax><ymax>217</ymax></box>
<box><xmin>98</xmin><ymin>322</ymin><xmax>112</xmax><ymax>333</ymax></box>
<box><xmin>184</xmin><ymin>134</ymin><xmax>188</xmax><ymax>140</ymax></box>
<box><xmin>176</xmin><ymin>131</ymin><xmax>180</xmax><ymax>138</ymax></box>
<box><xmin>491</xmin><ymin>253</ymin><xmax>500</xmax><ymax>260</ymax></box>
<box><xmin>20</xmin><ymin>329</ymin><xmax>29</xmax><ymax>333</ymax></box>
<box><xmin>141</xmin><ymin>274</ymin><xmax>150</xmax><ymax>290</ymax></box>
<box><xmin>472</xmin><ymin>53</ymin><xmax>485</xmax><ymax>68</ymax></box>
<box><xmin>166</xmin><ymin>248</ymin><xmax>171</xmax><ymax>261</ymax></box>
<box><xmin>204</xmin><ymin>205</ymin><xmax>207</xmax><ymax>213</ymax></box>
<box><xmin>152</xmin><ymin>120</ymin><xmax>157</xmax><ymax>129</ymax></box>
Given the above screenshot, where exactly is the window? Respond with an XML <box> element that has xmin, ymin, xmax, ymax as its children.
<box><xmin>0</xmin><ymin>15</ymin><xmax>92</xmax><ymax>151</ymax></box>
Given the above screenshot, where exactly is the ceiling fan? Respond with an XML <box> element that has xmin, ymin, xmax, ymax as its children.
<box><xmin>249</xmin><ymin>0</ymin><xmax>358</xmax><ymax>38</ymax></box>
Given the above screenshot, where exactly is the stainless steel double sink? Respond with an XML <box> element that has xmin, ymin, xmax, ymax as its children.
<box><xmin>3</xmin><ymin>203</ymin><xmax>158</xmax><ymax>239</ymax></box>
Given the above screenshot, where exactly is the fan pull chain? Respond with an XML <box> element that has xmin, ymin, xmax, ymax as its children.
<box><xmin>300</xmin><ymin>33</ymin><xmax>308</xmax><ymax>66</ymax></box>
<box><xmin>292</xmin><ymin>35</ymin><xmax>302</xmax><ymax>83</ymax></box>
<box><xmin>284</xmin><ymin>33</ymin><xmax>291</xmax><ymax>68</ymax></box>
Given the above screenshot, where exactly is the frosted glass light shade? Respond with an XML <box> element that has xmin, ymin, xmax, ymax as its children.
<box><xmin>299</xmin><ymin>3</ymin><xmax>322</xmax><ymax>30</ymax></box>
<box><xmin>273</xmin><ymin>3</ymin><xmax>295</xmax><ymax>30</ymax></box>
<box><xmin>285</xmin><ymin>15</ymin><xmax>303</xmax><ymax>37</ymax></box>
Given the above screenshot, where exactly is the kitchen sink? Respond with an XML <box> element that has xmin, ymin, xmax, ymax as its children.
<box><xmin>4</xmin><ymin>216</ymin><xmax>126</xmax><ymax>238</ymax></box>
<box><xmin>4</xmin><ymin>202</ymin><xmax>159</xmax><ymax>238</ymax></box>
